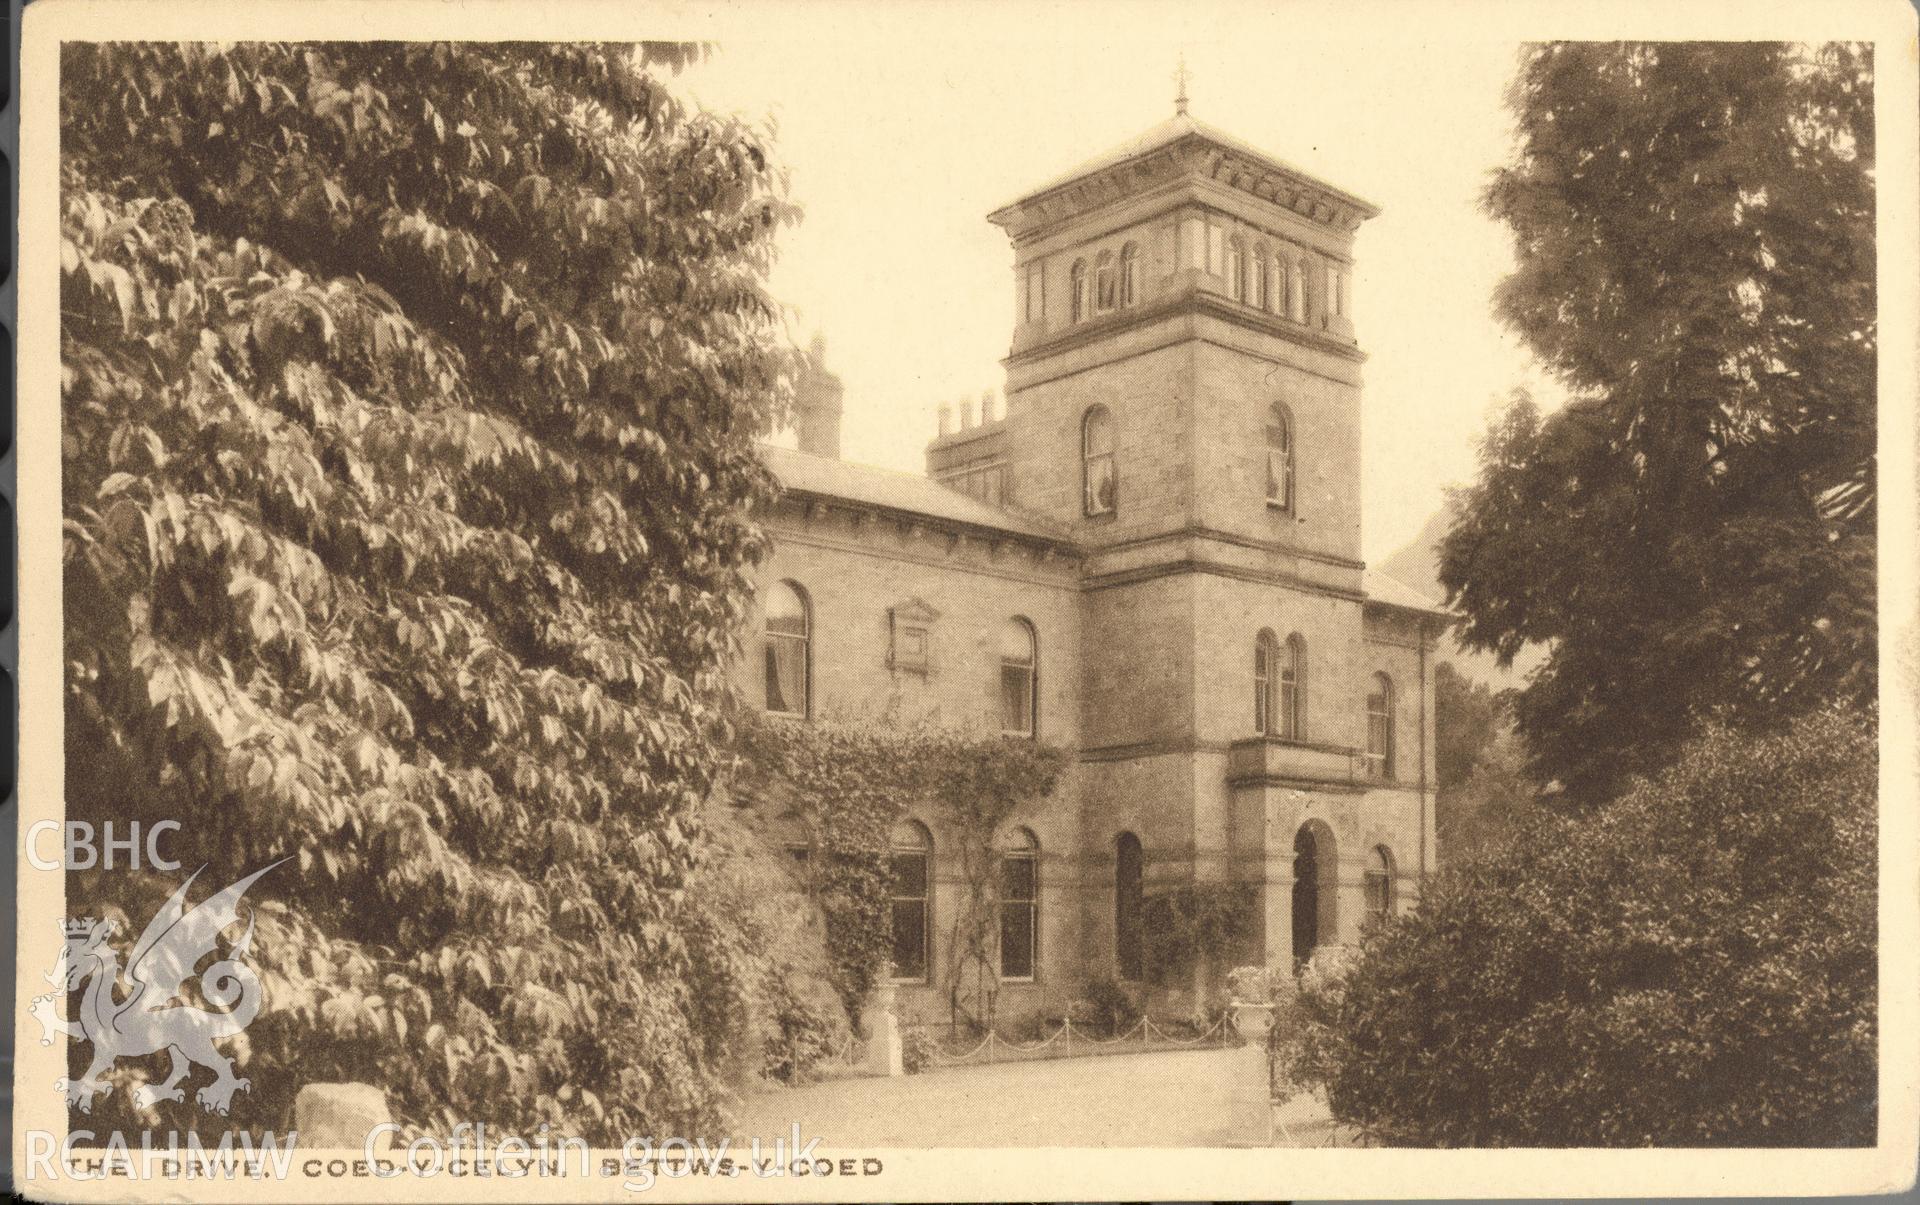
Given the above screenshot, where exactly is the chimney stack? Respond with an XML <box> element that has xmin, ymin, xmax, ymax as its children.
<box><xmin>937</xmin><ymin>401</ymin><xmax>952</xmax><ymax>437</ymax></box>
<box><xmin>794</xmin><ymin>333</ymin><xmax>844</xmax><ymax>458</ymax></box>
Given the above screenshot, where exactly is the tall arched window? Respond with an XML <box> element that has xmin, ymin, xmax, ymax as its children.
<box><xmin>1266</xmin><ymin>401</ymin><xmax>1295</xmax><ymax>513</ymax></box>
<box><xmin>890</xmin><ymin>820</ymin><xmax>932</xmax><ymax>982</ymax></box>
<box><xmin>1000</xmin><ymin>618</ymin><xmax>1037</xmax><ymax>737</ymax></box>
<box><xmin>1095</xmin><ymin>251</ymin><xmax>1116</xmax><ymax>312</ymax></box>
<box><xmin>1365</xmin><ymin>845</ymin><xmax>1396</xmax><ymax>922</ymax></box>
<box><xmin>1226</xmin><ymin>237</ymin><xmax>1246</xmax><ymax>302</ymax></box>
<box><xmin>999</xmin><ymin>828</ymin><xmax>1039</xmax><ymax>980</ymax></box>
<box><xmin>1280</xmin><ymin>634</ymin><xmax>1305</xmax><ymax>740</ymax></box>
<box><xmin>1115</xmin><ymin>832</ymin><xmax>1143</xmax><ymax>981</ymax></box>
<box><xmin>1366</xmin><ymin>673</ymin><xmax>1395</xmax><ymax>779</ymax></box>
<box><xmin>1082</xmin><ymin>404</ymin><xmax>1116</xmax><ymax>516</ymax></box>
<box><xmin>1118</xmin><ymin>243</ymin><xmax>1139</xmax><ymax>306</ymax></box>
<box><xmin>1070</xmin><ymin>259</ymin><xmax>1088</xmax><ymax>323</ymax></box>
<box><xmin>1250</xmin><ymin>245</ymin><xmax>1269</xmax><ymax>311</ymax></box>
<box><xmin>1255</xmin><ymin>630</ymin><xmax>1279</xmax><ymax>735</ymax></box>
<box><xmin>1264</xmin><ymin>256</ymin><xmax>1281</xmax><ymax>314</ymax></box>
<box><xmin>764</xmin><ymin>580</ymin><xmax>810</xmax><ymax>717</ymax></box>
<box><xmin>1287</xmin><ymin>259</ymin><xmax>1305</xmax><ymax>321</ymax></box>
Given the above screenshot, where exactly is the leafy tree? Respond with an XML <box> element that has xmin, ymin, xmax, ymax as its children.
<box><xmin>1284</xmin><ymin>703</ymin><xmax>1876</xmax><ymax>1147</ymax></box>
<box><xmin>59</xmin><ymin>42</ymin><xmax>798</xmax><ymax>1140</ymax></box>
<box><xmin>1433</xmin><ymin>661</ymin><xmax>1540</xmax><ymax>862</ymax></box>
<box><xmin>1443</xmin><ymin>44</ymin><xmax>1875</xmax><ymax>798</ymax></box>
<box><xmin>1433</xmin><ymin>661</ymin><xmax>1504</xmax><ymax>790</ymax></box>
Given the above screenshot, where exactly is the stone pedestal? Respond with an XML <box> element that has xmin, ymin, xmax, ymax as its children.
<box><xmin>862</xmin><ymin>978</ymin><xmax>904</xmax><ymax>1077</ymax></box>
<box><xmin>293</xmin><ymin>1082</ymin><xmax>392</xmax><ymax>1150</ymax></box>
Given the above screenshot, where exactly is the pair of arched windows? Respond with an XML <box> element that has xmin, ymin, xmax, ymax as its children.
<box><xmin>1254</xmin><ymin>631</ymin><xmax>1306</xmax><ymax>740</ymax></box>
<box><xmin>889</xmin><ymin>820</ymin><xmax>1039</xmax><ymax>983</ymax></box>
<box><xmin>765</xmin><ymin>582</ymin><xmax>1036</xmax><ymax>738</ymax></box>
<box><xmin>1069</xmin><ymin>245</ymin><xmax>1139</xmax><ymax>323</ymax></box>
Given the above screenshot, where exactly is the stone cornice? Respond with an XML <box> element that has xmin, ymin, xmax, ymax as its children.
<box><xmin>1080</xmin><ymin>556</ymin><xmax>1370</xmax><ymax>604</ymax></box>
<box><xmin>1004</xmin><ymin>285</ymin><xmax>1365</xmax><ymax>371</ymax></box>
<box><xmin>990</xmin><ymin>130</ymin><xmax>1379</xmax><ymax>243</ymax></box>
<box><xmin>769</xmin><ymin>490</ymin><xmax>1080</xmax><ymax>560</ymax></box>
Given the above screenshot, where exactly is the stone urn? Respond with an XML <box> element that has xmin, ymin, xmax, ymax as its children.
<box><xmin>1228</xmin><ymin>999</ymin><xmax>1275</xmax><ymax>1043</ymax></box>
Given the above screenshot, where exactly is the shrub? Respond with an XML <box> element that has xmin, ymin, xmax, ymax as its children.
<box><xmin>900</xmin><ymin>1022</ymin><xmax>937</xmax><ymax>1074</ymax></box>
<box><xmin>1080</xmin><ymin>976</ymin><xmax>1140</xmax><ymax>1037</ymax></box>
<box><xmin>1284</xmin><ymin>704</ymin><xmax>1876</xmax><ymax>1146</ymax></box>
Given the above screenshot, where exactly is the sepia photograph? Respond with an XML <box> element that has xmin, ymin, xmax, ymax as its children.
<box><xmin>10</xmin><ymin>0</ymin><xmax>1917</xmax><ymax>1199</ymax></box>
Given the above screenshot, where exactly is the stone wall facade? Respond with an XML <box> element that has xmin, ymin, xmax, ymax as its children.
<box><xmin>732</xmin><ymin>110</ymin><xmax>1442</xmax><ymax>1027</ymax></box>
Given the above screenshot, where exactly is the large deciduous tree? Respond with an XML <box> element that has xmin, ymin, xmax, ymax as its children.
<box><xmin>1443</xmin><ymin>43</ymin><xmax>1875</xmax><ymax>798</ymax></box>
<box><xmin>60</xmin><ymin>42</ymin><xmax>798</xmax><ymax>1140</ymax></box>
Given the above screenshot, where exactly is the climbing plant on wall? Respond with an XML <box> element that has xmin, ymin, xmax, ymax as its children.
<box><xmin>733</xmin><ymin>714</ymin><xmax>1067</xmax><ymax>1021</ymax></box>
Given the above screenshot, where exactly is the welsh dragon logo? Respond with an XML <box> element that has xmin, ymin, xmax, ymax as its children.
<box><xmin>31</xmin><ymin>861</ymin><xmax>283</xmax><ymax>1116</ymax></box>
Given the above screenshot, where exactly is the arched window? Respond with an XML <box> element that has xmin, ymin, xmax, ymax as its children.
<box><xmin>1266</xmin><ymin>401</ymin><xmax>1295</xmax><ymax>513</ymax></box>
<box><xmin>1000</xmin><ymin>618</ymin><xmax>1037</xmax><ymax>737</ymax></box>
<box><xmin>1115</xmin><ymin>832</ymin><xmax>1144</xmax><ymax>981</ymax></box>
<box><xmin>1095</xmin><ymin>251</ymin><xmax>1116</xmax><ymax>312</ymax></box>
<box><xmin>1082</xmin><ymin>404</ymin><xmax>1116</xmax><ymax>516</ymax></box>
<box><xmin>1365</xmin><ymin>845</ymin><xmax>1396</xmax><ymax>922</ymax></box>
<box><xmin>1264</xmin><ymin>256</ymin><xmax>1281</xmax><ymax>314</ymax></box>
<box><xmin>1119</xmin><ymin>243</ymin><xmax>1139</xmax><ymax>307</ymax></box>
<box><xmin>1250</xmin><ymin>245</ymin><xmax>1269</xmax><ymax>311</ymax></box>
<box><xmin>764</xmin><ymin>580</ymin><xmax>810</xmax><ymax>717</ymax></box>
<box><xmin>1366</xmin><ymin>673</ymin><xmax>1395</xmax><ymax>779</ymax></box>
<box><xmin>1070</xmin><ymin>259</ymin><xmax>1088</xmax><ymax>323</ymax></box>
<box><xmin>999</xmin><ymin>828</ymin><xmax>1039</xmax><ymax>980</ymax></box>
<box><xmin>1226</xmin><ymin>237</ymin><xmax>1246</xmax><ymax>302</ymax></box>
<box><xmin>1279</xmin><ymin>634</ymin><xmax>1305</xmax><ymax>740</ymax></box>
<box><xmin>890</xmin><ymin>820</ymin><xmax>933</xmax><ymax>982</ymax></box>
<box><xmin>1287</xmin><ymin>259</ymin><xmax>1305</xmax><ymax>321</ymax></box>
<box><xmin>1254</xmin><ymin>630</ymin><xmax>1279</xmax><ymax>735</ymax></box>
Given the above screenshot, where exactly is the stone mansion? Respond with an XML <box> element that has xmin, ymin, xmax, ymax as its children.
<box><xmin>737</xmin><ymin>105</ymin><xmax>1445</xmax><ymax>1023</ymax></box>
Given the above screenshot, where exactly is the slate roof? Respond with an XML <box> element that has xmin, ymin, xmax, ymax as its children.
<box><xmin>761</xmin><ymin>445</ymin><xmax>1071</xmax><ymax>546</ymax></box>
<box><xmin>1361</xmin><ymin>568</ymin><xmax>1447</xmax><ymax>616</ymax></box>
<box><xmin>996</xmin><ymin>111</ymin><xmax>1380</xmax><ymax>218</ymax></box>
<box><xmin>762</xmin><ymin>446</ymin><xmax>1448</xmax><ymax>616</ymax></box>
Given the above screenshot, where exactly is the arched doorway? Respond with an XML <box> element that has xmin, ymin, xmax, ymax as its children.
<box><xmin>1115</xmin><ymin>832</ymin><xmax>1143</xmax><ymax>980</ymax></box>
<box><xmin>1292</xmin><ymin>820</ymin><xmax>1337</xmax><ymax>967</ymax></box>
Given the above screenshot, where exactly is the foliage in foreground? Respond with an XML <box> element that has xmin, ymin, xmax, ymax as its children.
<box><xmin>60</xmin><ymin>42</ymin><xmax>796</xmax><ymax>1141</ymax></box>
<box><xmin>1444</xmin><ymin>43</ymin><xmax>1876</xmax><ymax>800</ymax></box>
<box><xmin>1286</xmin><ymin>705</ymin><xmax>1876</xmax><ymax>1147</ymax></box>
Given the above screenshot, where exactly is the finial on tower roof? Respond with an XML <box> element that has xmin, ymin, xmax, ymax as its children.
<box><xmin>1173</xmin><ymin>53</ymin><xmax>1191</xmax><ymax>116</ymax></box>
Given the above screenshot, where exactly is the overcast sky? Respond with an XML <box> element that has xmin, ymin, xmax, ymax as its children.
<box><xmin>680</xmin><ymin>24</ymin><xmax>1564</xmax><ymax>562</ymax></box>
